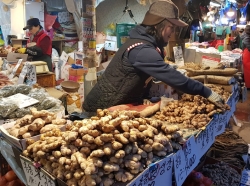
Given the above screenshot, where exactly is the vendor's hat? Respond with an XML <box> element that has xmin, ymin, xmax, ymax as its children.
<box><xmin>142</xmin><ymin>0</ymin><xmax>188</xmax><ymax>27</ymax></box>
<box><xmin>23</xmin><ymin>18</ymin><xmax>41</xmax><ymax>30</ymax></box>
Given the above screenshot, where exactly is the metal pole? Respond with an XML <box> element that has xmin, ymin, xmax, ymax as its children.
<box><xmin>82</xmin><ymin>0</ymin><xmax>97</xmax><ymax>99</ymax></box>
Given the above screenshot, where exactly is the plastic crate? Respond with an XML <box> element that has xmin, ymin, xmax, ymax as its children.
<box><xmin>116</xmin><ymin>23</ymin><xmax>136</xmax><ymax>48</ymax></box>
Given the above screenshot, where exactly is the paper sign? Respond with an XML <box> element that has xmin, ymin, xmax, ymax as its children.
<box><xmin>201</xmin><ymin>56</ymin><xmax>220</xmax><ymax>68</ymax></box>
<box><xmin>240</xmin><ymin>169</ymin><xmax>250</xmax><ymax>186</ymax></box>
<box><xmin>20</xmin><ymin>156</ymin><xmax>56</xmax><ymax>186</ymax></box>
<box><xmin>60</xmin><ymin>51</ymin><xmax>69</xmax><ymax>62</ymax></box>
<box><xmin>195</xmin><ymin>120</ymin><xmax>215</xmax><ymax>158</ymax></box>
<box><xmin>173</xmin><ymin>46</ymin><xmax>184</xmax><ymax>67</ymax></box>
<box><xmin>2</xmin><ymin>59</ymin><xmax>9</xmax><ymax>71</ymax></box>
<box><xmin>8</xmin><ymin>59</ymin><xmax>23</xmax><ymax>79</ymax></box>
<box><xmin>17</xmin><ymin>62</ymin><xmax>28</xmax><ymax>84</ymax></box>
<box><xmin>214</xmin><ymin>114</ymin><xmax>226</xmax><ymax>136</ymax></box>
<box><xmin>174</xmin><ymin>136</ymin><xmax>199</xmax><ymax>186</ymax></box>
<box><xmin>26</xmin><ymin>63</ymin><xmax>37</xmax><ymax>85</ymax></box>
<box><xmin>129</xmin><ymin>154</ymin><xmax>173</xmax><ymax>186</ymax></box>
<box><xmin>4</xmin><ymin>93</ymin><xmax>39</xmax><ymax>108</ymax></box>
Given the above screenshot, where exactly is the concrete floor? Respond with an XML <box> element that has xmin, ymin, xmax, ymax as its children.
<box><xmin>231</xmin><ymin>90</ymin><xmax>250</xmax><ymax>143</ymax></box>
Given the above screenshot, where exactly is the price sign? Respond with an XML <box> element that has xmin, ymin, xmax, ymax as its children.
<box><xmin>8</xmin><ymin>59</ymin><xmax>23</xmax><ymax>79</ymax></box>
<box><xmin>2</xmin><ymin>59</ymin><xmax>10</xmax><ymax>71</ymax></box>
<box><xmin>214</xmin><ymin>114</ymin><xmax>226</xmax><ymax>136</ymax></box>
<box><xmin>195</xmin><ymin>120</ymin><xmax>215</xmax><ymax>157</ymax></box>
<box><xmin>20</xmin><ymin>156</ymin><xmax>56</xmax><ymax>186</ymax></box>
<box><xmin>128</xmin><ymin>154</ymin><xmax>173</xmax><ymax>186</ymax></box>
<box><xmin>17</xmin><ymin>62</ymin><xmax>28</xmax><ymax>84</ymax></box>
<box><xmin>25</xmin><ymin>63</ymin><xmax>37</xmax><ymax>85</ymax></box>
<box><xmin>173</xmin><ymin>46</ymin><xmax>184</xmax><ymax>67</ymax></box>
<box><xmin>201</xmin><ymin>56</ymin><xmax>220</xmax><ymax>68</ymax></box>
<box><xmin>174</xmin><ymin>136</ymin><xmax>199</xmax><ymax>186</ymax></box>
<box><xmin>240</xmin><ymin>169</ymin><xmax>250</xmax><ymax>186</ymax></box>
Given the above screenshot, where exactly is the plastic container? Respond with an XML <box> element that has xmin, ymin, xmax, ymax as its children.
<box><xmin>116</xmin><ymin>23</ymin><xmax>136</xmax><ymax>48</ymax></box>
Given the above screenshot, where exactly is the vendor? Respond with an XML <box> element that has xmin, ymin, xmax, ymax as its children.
<box><xmin>241</xmin><ymin>25</ymin><xmax>250</xmax><ymax>88</ymax></box>
<box><xmin>83</xmin><ymin>0</ymin><xmax>225</xmax><ymax>112</ymax></box>
<box><xmin>18</xmin><ymin>18</ymin><xmax>52</xmax><ymax>71</ymax></box>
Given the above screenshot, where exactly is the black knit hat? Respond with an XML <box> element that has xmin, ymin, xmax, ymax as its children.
<box><xmin>23</xmin><ymin>18</ymin><xmax>42</xmax><ymax>30</ymax></box>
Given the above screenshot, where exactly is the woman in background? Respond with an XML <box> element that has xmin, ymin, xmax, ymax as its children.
<box><xmin>241</xmin><ymin>25</ymin><xmax>250</xmax><ymax>88</ymax></box>
<box><xmin>18</xmin><ymin>18</ymin><xmax>52</xmax><ymax>71</ymax></box>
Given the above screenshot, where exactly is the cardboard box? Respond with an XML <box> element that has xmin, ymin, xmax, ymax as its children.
<box><xmin>69</xmin><ymin>75</ymin><xmax>84</xmax><ymax>83</ymax></box>
<box><xmin>69</xmin><ymin>67</ymin><xmax>86</xmax><ymax>76</ymax></box>
<box><xmin>46</xmin><ymin>88</ymin><xmax>66</xmax><ymax>99</ymax></box>
<box><xmin>0</xmin><ymin>121</ymin><xmax>42</xmax><ymax>150</ymax></box>
<box><xmin>0</xmin><ymin>120</ymin><xmax>66</xmax><ymax>150</ymax></box>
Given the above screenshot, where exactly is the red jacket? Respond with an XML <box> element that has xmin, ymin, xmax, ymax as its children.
<box><xmin>28</xmin><ymin>30</ymin><xmax>52</xmax><ymax>56</ymax></box>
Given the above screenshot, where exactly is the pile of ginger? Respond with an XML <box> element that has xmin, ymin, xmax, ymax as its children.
<box><xmin>154</xmin><ymin>87</ymin><xmax>230</xmax><ymax>129</ymax></box>
<box><xmin>23</xmin><ymin>109</ymin><xmax>184</xmax><ymax>186</ymax></box>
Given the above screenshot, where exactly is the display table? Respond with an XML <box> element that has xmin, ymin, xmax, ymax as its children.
<box><xmin>11</xmin><ymin>39</ymin><xmax>65</xmax><ymax>55</ymax></box>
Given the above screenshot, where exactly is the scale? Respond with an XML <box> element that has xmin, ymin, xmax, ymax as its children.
<box><xmin>30</xmin><ymin>61</ymin><xmax>49</xmax><ymax>74</ymax></box>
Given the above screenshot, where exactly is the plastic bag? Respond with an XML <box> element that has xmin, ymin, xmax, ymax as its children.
<box><xmin>14</xmin><ymin>84</ymin><xmax>32</xmax><ymax>95</ymax></box>
<box><xmin>15</xmin><ymin>108</ymin><xmax>31</xmax><ymax>118</ymax></box>
<box><xmin>37</xmin><ymin>97</ymin><xmax>61</xmax><ymax>110</ymax></box>
<box><xmin>0</xmin><ymin>100</ymin><xmax>18</xmax><ymax>118</ymax></box>
<box><xmin>28</xmin><ymin>88</ymin><xmax>49</xmax><ymax>103</ymax></box>
<box><xmin>0</xmin><ymin>85</ymin><xmax>16</xmax><ymax>97</ymax></box>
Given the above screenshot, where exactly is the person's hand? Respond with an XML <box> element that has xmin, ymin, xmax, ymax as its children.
<box><xmin>207</xmin><ymin>91</ymin><xmax>226</xmax><ymax>111</ymax></box>
<box><xmin>143</xmin><ymin>99</ymin><xmax>153</xmax><ymax>105</ymax></box>
<box><xmin>17</xmin><ymin>48</ymin><xmax>26</xmax><ymax>54</ymax></box>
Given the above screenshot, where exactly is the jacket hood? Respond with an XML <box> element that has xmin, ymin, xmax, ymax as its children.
<box><xmin>129</xmin><ymin>25</ymin><xmax>157</xmax><ymax>46</ymax></box>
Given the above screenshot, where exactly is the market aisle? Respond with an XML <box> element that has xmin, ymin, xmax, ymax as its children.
<box><xmin>231</xmin><ymin>90</ymin><xmax>250</xmax><ymax>143</ymax></box>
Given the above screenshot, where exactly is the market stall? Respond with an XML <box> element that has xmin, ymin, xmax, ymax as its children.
<box><xmin>0</xmin><ymin>0</ymin><xmax>249</xmax><ymax>185</ymax></box>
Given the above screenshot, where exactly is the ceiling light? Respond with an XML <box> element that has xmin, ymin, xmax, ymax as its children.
<box><xmin>208</xmin><ymin>15</ymin><xmax>214</xmax><ymax>22</ymax></box>
<box><xmin>226</xmin><ymin>4</ymin><xmax>235</xmax><ymax>17</ymax></box>
<box><xmin>221</xmin><ymin>15</ymin><xmax>228</xmax><ymax>25</ymax></box>
<box><xmin>240</xmin><ymin>14</ymin><xmax>246</xmax><ymax>22</ymax></box>
<box><xmin>210</xmin><ymin>1</ymin><xmax>221</xmax><ymax>7</ymax></box>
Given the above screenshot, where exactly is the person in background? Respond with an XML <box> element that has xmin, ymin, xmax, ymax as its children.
<box><xmin>18</xmin><ymin>18</ymin><xmax>52</xmax><ymax>71</ymax></box>
<box><xmin>83</xmin><ymin>0</ymin><xmax>225</xmax><ymax>112</ymax></box>
<box><xmin>241</xmin><ymin>25</ymin><xmax>250</xmax><ymax>88</ymax></box>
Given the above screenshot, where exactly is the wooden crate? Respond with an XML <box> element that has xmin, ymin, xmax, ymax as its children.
<box><xmin>36</xmin><ymin>72</ymin><xmax>56</xmax><ymax>87</ymax></box>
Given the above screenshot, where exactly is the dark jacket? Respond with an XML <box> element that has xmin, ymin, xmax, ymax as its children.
<box><xmin>83</xmin><ymin>25</ymin><xmax>211</xmax><ymax>112</ymax></box>
<box><xmin>241</xmin><ymin>33</ymin><xmax>250</xmax><ymax>51</ymax></box>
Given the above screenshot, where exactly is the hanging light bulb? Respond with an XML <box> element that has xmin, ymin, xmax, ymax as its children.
<box><xmin>240</xmin><ymin>14</ymin><xmax>246</xmax><ymax>22</ymax></box>
<box><xmin>215</xmin><ymin>19</ymin><xmax>219</xmax><ymax>25</ymax></box>
<box><xmin>221</xmin><ymin>15</ymin><xmax>229</xmax><ymax>25</ymax></box>
<box><xmin>227</xmin><ymin>4</ymin><xmax>235</xmax><ymax>17</ymax></box>
<box><xmin>208</xmin><ymin>15</ymin><xmax>214</xmax><ymax>22</ymax></box>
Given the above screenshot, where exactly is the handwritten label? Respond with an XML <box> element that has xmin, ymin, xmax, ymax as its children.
<box><xmin>240</xmin><ymin>169</ymin><xmax>250</xmax><ymax>185</ymax></box>
<box><xmin>2</xmin><ymin>59</ymin><xmax>10</xmax><ymax>71</ymax></box>
<box><xmin>8</xmin><ymin>59</ymin><xmax>23</xmax><ymax>79</ymax></box>
<box><xmin>17</xmin><ymin>62</ymin><xmax>28</xmax><ymax>84</ymax></box>
<box><xmin>129</xmin><ymin>154</ymin><xmax>173</xmax><ymax>186</ymax></box>
<box><xmin>195</xmin><ymin>120</ymin><xmax>215</xmax><ymax>158</ymax></box>
<box><xmin>174</xmin><ymin>136</ymin><xmax>199</xmax><ymax>186</ymax></box>
<box><xmin>4</xmin><ymin>93</ymin><xmax>39</xmax><ymax>109</ymax></box>
<box><xmin>26</xmin><ymin>63</ymin><xmax>37</xmax><ymax>85</ymax></box>
<box><xmin>214</xmin><ymin>114</ymin><xmax>226</xmax><ymax>136</ymax></box>
<box><xmin>20</xmin><ymin>156</ymin><xmax>56</xmax><ymax>186</ymax></box>
<box><xmin>173</xmin><ymin>46</ymin><xmax>184</xmax><ymax>67</ymax></box>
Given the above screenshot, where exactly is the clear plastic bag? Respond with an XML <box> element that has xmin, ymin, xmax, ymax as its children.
<box><xmin>37</xmin><ymin>97</ymin><xmax>62</xmax><ymax>110</ymax></box>
<box><xmin>14</xmin><ymin>84</ymin><xmax>32</xmax><ymax>95</ymax></box>
<box><xmin>0</xmin><ymin>100</ymin><xmax>18</xmax><ymax>118</ymax></box>
<box><xmin>15</xmin><ymin>108</ymin><xmax>31</xmax><ymax>118</ymax></box>
<box><xmin>0</xmin><ymin>85</ymin><xmax>16</xmax><ymax>97</ymax></box>
<box><xmin>28</xmin><ymin>90</ymin><xmax>48</xmax><ymax>103</ymax></box>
